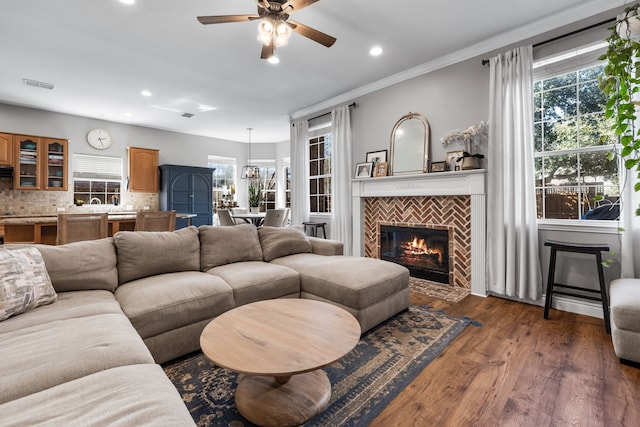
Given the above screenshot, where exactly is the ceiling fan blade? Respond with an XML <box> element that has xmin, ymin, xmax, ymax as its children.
<box><xmin>282</xmin><ymin>0</ymin><xmax>319</xmax><ymax>12</ymax></box>
<box><xmin>288</xmin><ymin>20</ymin><xmax>336</xmax><ymax>47</ymax></box>
<box><xmin>261</xmin><ymin>43</ymin><xmax>275</xmax><ymax>59</ymax></box>
<box><xmin>197</xmin><ymin>15</ymin><xmax>260</xmax><ymax>25</ymax></box>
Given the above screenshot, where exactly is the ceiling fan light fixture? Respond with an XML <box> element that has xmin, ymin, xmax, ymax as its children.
<box><xmin>267</xmin><ymin>56</ymin><xmax>280</xmax><ymax>64</ymax></box>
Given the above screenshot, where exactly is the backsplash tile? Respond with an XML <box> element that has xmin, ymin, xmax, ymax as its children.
<box><xmin>0</xmin><ymin>180</ymin><xmax>158</xmax><ymax>216</ymax></box>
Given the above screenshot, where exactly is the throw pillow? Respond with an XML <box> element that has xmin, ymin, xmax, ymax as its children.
<box><xmin>0</xmin><ymin>247</ymin><xmax>57</xmax><ymax>321</ymax></box>
<box><xmin>258</xmin><ymin>225</ymin><xmax>312</xmax><ymax>262</ymax></box>
<box><xmin>199</xmin><ymin>223</ymin><xmax>263</xmax><ymax>271</ymax></box>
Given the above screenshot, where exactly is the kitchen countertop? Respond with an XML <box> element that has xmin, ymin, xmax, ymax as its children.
<box><xmin>0</xmin><ymin>213</ymin><xmax>196</xmax><ymax>225</ymax></box>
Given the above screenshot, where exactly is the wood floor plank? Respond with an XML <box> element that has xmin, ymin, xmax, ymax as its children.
<box><xmin>369</xmin><ymin>293</ymin><xmax>640</xmax><ymax>427</ymax></box>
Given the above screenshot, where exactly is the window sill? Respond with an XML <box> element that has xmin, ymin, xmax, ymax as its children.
<box><xmin>537</xmin><ymin>219</ymin><xmax>621</xmax><ymax>234</ymax></box>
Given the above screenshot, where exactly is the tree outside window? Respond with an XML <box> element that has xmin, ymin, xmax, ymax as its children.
<box><xmin>534</xmin><ymin>62</ymin><xmax>620</xmax><ymax>220</ymax></box>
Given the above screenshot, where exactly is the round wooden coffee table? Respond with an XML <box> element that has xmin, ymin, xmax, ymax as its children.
<box><xmin>200</xmin><ymin>299</ymin><xmax>361</xmax><ymax>427</ymax></box>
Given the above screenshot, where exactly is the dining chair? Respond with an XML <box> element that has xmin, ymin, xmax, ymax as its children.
<box><xmin>134</xmin><ymin>210</ymin><xmax>176</xmax><ymax>232</ymax></box>
<box><xmin>231</xmin><ymin>207</ymin><xmax>249</xmax><ymax>225</ymax></box>
<box><xmin>262</xmin><ymin>209</ymin><xmax>287</xmax><ymax>227</ymax></box>
<box><xmin>57</xmin><ymin>213</ymin><xmax>109</xmax><ymax>245</ymax></box>
<box><xmin>281</xmin><ymin>208</ymin><xmax>291</xmax><ymax>227</ymax></box>
<box><xmin>217</xmin><ymin>209</ymin><xmax>235</xmax><ymax>226</ymax></box>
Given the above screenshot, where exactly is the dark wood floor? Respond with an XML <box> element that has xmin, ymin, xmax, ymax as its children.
<box><xmin>370</xmin><ymin>293</ymin><xmax>640</xmax><ymax>427</ymax></box>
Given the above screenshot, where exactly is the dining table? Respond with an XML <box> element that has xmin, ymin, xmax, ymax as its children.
<box><xmin>231</xmin><ymin>212</ymin><xmax>266</xmax><ymax>226</ymax></box>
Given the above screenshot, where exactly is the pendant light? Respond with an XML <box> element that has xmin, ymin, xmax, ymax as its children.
<box><xmin>241</xmin><ymin>127</ymin><xmax>260</xmax><ymax>179</ymax></box>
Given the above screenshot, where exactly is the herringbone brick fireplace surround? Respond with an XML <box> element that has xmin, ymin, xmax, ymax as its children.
<box><xmin>364</xmin><ymin>195</ymin><xmax>471</xmax><ymax>289</ymax></box>
<box><xmin>352</xmin><ymin>170</ymin><xmax>487</xmax><ymax>296</ymax></box>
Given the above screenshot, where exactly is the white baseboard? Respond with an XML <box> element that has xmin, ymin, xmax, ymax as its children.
<box><xmin>550</xmin><ymin>295</ymin><xmax>605</xmax><ymax>319</ymax></box>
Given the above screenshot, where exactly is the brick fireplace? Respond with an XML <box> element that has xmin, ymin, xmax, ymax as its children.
<box><xmin>352</xmin><ymin>170</ymin><xmax>486</xmax><ymax>296</ymax></box>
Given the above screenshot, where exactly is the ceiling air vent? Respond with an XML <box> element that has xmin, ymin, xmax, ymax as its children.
<box><xmin>182</xmin><ymin>113</ymin><xmax>195</xmax><ymax>118</ymax></box>
<box><xmin>23</xmin><ymin>78</ymin><xmax>55</xmax><ymax>90</ymax></box>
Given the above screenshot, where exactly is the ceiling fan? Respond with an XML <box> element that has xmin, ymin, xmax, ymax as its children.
<box><xmin>197</xmin><ymin>0</ymin><xmax>336</xmax><ymax>60</ymax></box>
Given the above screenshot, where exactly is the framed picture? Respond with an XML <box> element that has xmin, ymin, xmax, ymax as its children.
<box><xmin>366</xmin><ymin>150</ymin><xmax>388</xmax><ymax>167</ymax></box>
<box><xmin>446</xmin><ymin>150</ymin><xmax>464</xmax><ymax>172</ymax></box>
<box><xmin>373</xmin><ymin>161</ymin><xmax>388</xmax><ymax>177</ymax></box>
<box><xmin>430</xmin><ymin>161</ymin><xmax>446</xmax><ymax>173</ymax></box>
<box><xmin>355</xmin><ymin>162</ymin><xmax>373</xmax><ymax>178</ymax></box>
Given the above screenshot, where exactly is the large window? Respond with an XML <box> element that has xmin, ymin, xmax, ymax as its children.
<box><xmin>208</xmin><ymin>156</ymin><xmax>236</xmax><ymax>209</ymax></box>
<box><xmin>254</xmin><ymin>161</ymin><xmax>276</xmax><ymax>211</ymax></box>
<box><xmin>534</xmin><ymin>56</ymin><xmax>620</xmax><ymax>220</ymax></box>
<box><xmin>73</xmin><ymin>154</ymin><xmax>122</xmax><ymax>206</ymax></box>
<box><xmin>309</xmin><ymin>133</ymin><xmax>332</xmax><ymax>213</ymax></box>
<box><xmin>284</xmin><ymin>157</ymin><xmax>291</xmax><ymax>208</ymax></box>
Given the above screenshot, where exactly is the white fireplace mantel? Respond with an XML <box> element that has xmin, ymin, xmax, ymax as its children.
<box><xmin>352</xmin><ymin>169</ymin><xmax>487</xmax><ymax>296</ymax></box>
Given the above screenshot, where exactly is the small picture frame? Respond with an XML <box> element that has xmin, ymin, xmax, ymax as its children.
<box><xmin>446</xmin><ymin>150</ymin><xmax>464</xmax><ymax>172</ymax></box>
<box><xmin>430</xmin><ymin>161</ymin><xmax>446</xmax><ymax>173</ymax></box>
<box><xmin>366</xmin><ymin>150</ymin><xmax>388</xmax><ymax>167</ymax></box>
<box><xmin>373</xmin><ymin>161</ymin><xmax>388</xmax><ymax>177</ymax></box>
<box><xmin>355</xmin><ymin>162</ymin><xmax>373</xmax><ymax>178</ymax></box>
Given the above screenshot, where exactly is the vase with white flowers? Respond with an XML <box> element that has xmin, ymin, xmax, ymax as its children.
<box><xmin>441</xmin><ymin>121</ymin><xmax>488</xmax><ymax>170</ymax></box>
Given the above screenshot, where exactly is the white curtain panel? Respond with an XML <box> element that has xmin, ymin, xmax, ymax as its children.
<box><xmin>290</xmin><ymin>120</ymin><xmax>309</xmax><ymax>226</ymax></box>
<box><xmin>621</xmin><ymin>167</ymin><xmax>640</xmax><ymax>277</ymax></box>
<box><xmin>331</xmin><ymin>105</ymin><xmax>353</xmax><ymax>255</ymax></box>
<box><xmin>487</xmin><ymin>45</ymin><xmax>542</xmax><ymax>301</ymax></box>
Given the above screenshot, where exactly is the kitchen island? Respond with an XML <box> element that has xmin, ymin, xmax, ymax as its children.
<box><xmin>1</xmin><ymin>213</ymin><xmax>195</xmax><ymax>245</ymax></box>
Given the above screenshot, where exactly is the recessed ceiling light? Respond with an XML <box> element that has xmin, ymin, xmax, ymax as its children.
<box><xmin>369</xmin><ymin>46</ymin><xmax>383</xmax><ymax>56</ymax></box>
<box><xmin>119</xmin><ymin>0</ymin><xmax>136</xmax><ymax>5</ymax></box>
<box><xmin>197</xmin><ymin>104</ymin><xmax>217</xmax><ymax>112</ymax></box>
<box><xmin>124</xmin><ymin>112</ymin><xmax>133</xmax><ymax>117</ymax></box>
<box><xmin>141</xmin><ymin>90</ymin><xmax>152</xmax><ymax>97</ymax></box>
<box><xmin>268</xmin><ymin>56</ymin><xmax>280</xmax><ymax>64</ymax></box>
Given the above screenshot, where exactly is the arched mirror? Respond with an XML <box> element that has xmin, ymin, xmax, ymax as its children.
<box><xmin>389</xmin><ymin>112</ymin><xmax>430</xmax><ymax>175</ymax></box>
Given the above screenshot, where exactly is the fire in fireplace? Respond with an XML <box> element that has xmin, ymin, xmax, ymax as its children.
<box><xmin>379</xmin><ymin>225</ymin><xmax>450</xmax><ymax>284</ymax></box>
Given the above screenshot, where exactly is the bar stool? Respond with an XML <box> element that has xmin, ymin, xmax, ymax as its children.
<box><xmin>302</xmin><ymin>221</ymin><xmax>327</xmax><ymax>239</ymax></box>
<box><xmin>543</xmin><ymin>239</ymin><xmax>611</xmax><ymax>334</ymax></box>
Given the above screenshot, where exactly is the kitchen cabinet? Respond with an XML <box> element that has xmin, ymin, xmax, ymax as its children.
<box><xmin>13</xmin><ymin>135</ymin><xmax>68</xmax><ymax>191</ymax></box>
<box><xmin>159</xmin><ymin>164</ymin><xmax>214</xmax><ymax>228</ymax></box>
<box><xmin>0</xmin><ymin>133</ymin><xmax>13</xmax><ymax>166</ymax></box>
<box><xmin>128</xmin><ymin>146</ymin><xmax>159</xmax><ymax>193</ymax></box>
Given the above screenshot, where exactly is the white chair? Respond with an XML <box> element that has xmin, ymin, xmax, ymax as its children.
<box><xmin>231</xmin><ymin>207</ymin><xmax>249</xmax><ymax>225</ymax></box>
<box><xmin>281</xmin><ymin>207</ymin><xmax>290</xmax><ymax>227</ymax></box>
<box><xmin>217</xmin><ymin>209</ymin><xmax>235</xmax><ymax>226</ymax></box>
<box><xmin>262</xmin><ymin>209</ymin><xmax>287</xmax><ymax>227</ymax></box>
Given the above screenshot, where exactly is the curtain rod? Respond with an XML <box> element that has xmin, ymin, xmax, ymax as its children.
<box><xmin>481</xmin><ymin>17</ymin><xmax>616</xmax><ymax>66</ymax></box>
<box><xmin>306</xmin><ymin>102</ymin><xmax>356</xmax><ymax>122</ymax></box>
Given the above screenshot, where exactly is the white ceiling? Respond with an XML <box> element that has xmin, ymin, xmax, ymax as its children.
<box><xmin>0</xmin><ymin>0</ymin><xmax>624</xmax><ymax>143</ymax></box>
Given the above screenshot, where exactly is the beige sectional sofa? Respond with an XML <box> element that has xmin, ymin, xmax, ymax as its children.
<box><xmin>0</xmin><ymin>224</ymin><xmax>409</xmax><ymax>425</ymax></box>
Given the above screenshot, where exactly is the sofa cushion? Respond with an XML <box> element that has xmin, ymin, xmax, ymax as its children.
<box><xmin>35</xmin><ymin>238</ymin><xmax>118</xmax><ymax>292</ymax></box>
<box><xmin>258</xmin><ymin>225</ymin><xmax>312</xmax><ymax>262</ymax></box>
<box><xmin>114</xmin><ymin>227</ymin><xmax>200</xmax><ymax>285</ymax></box>
<box><xmin>0</xmin><ymin>364</ymin><xmax>195</xmax><ymax>427</ymax></box>
<box><xmin>199</xmin><ymin>224</ymin><xmax>263</xmax><ymax>270</ymax></box>
<box><xmin>272</xmin><ymin>253</ymin><xmax>409</xmax><ymax>310</ymax></box>
<box><xmin>610</xmin><ymin>278</ymin><xmax>640</xmax><ymax>333</ymax></box>
<box><xmin>0</xmin><ymin>247</ymin><xmax>57</xmax><ymax>321</ymax></box>
<box><xmin>0</xmin><ymin>312</ymin><xmax>154</xmax><ymax>404</ymax></box>
<box><xmin>206</xmin><ymin>261</ymin><xmax>300</xmax><ymax>306</ymax></box>
<box><xmin>0</xmin><ymin>290</ymin><xmax>121</xmax><ymax>334</ymax></box>
<box><xmin>115</xmin><ymin>271</ymin><xmax>234</xmax><ymax>339</ymax></box>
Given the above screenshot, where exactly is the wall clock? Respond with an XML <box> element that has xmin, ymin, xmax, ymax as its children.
<box><xmin>87</xmin><ymin>129</ymin><xmax>112</xmax><ymax>150</ymax></box>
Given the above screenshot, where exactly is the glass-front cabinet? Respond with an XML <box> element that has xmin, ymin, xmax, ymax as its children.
<box><xmin>14</xmin><ymin>135</ymin><xmax>68</xmax><ymax>191</ymax></box>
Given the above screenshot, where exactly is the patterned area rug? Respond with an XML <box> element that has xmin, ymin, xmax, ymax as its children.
<box><xmin>163</xmin><ymin>306</ymin><xmax>477</xmax><ymax>426</ymax></box>
<box><xmin>409</xmin><ymin>277</ymin><xmax>470</xmax><ymax>303</ymax></box>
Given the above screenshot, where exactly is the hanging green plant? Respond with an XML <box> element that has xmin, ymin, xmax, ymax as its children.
<box><xmin>599</xmin><ymin>3</ymin><xmax>640</xmax><ymax>215</ymax></box>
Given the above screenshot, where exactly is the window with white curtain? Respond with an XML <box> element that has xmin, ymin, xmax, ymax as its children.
<box><xmin>533</xmin><ymin>43</ymin><xmax>621</xmax><ymax>221</ymax></box>
<box><xmin>73</xmin><ymin>154</ymin><xmax>122</xmax><ymax>205</ymax></box>
<box><xmin>308</xmin><ymin>117</ymin><xmax>332</xmax><ymax>214</ymax></box>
